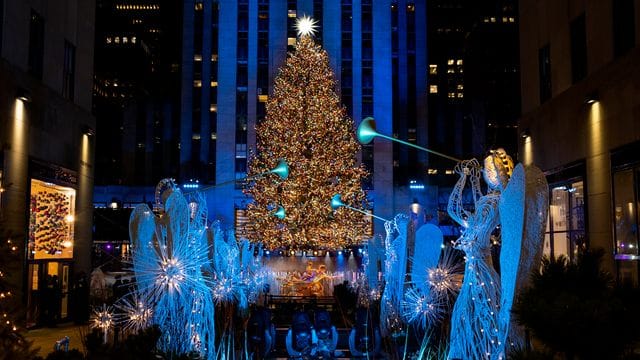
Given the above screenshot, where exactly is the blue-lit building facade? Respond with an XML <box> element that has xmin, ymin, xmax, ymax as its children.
<box><xmin>179</xmin><ymin>0</ymin><xmax>428</xmax><ymax>235</ymax></box>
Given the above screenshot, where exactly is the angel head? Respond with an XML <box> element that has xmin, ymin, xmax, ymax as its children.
<box><xmin>483</xmin><ymin>148</ymin><xmax>514</xmax><ymax>191</ymax></box>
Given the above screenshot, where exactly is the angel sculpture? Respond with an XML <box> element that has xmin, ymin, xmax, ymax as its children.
<box><xmin>447</xmin><ymin>150</ymin><xmax>513</xmax><ymax>360</ymax></box>
<box><xmin>129</xmin><ymin>179</ymin><xmax>215</xmax><ymax>358</ymax></box>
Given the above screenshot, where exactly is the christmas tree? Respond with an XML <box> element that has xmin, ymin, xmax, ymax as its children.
<box><xmin>245</xmin><ymin>20</ymin><xmax>369</xmax><ymax>250</ymax></box>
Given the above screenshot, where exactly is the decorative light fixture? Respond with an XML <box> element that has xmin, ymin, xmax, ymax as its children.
<box><xmin>331</xmin><ymin>193</ymin><xmax>389</xmax><ymax>222</ymax></box>
<box><xmin>82</xmin><ymin>125</ymin><xmax>96</xmax><ymax>137</ymax></box>
<box><xmin>295</xmin><ymin>15</ymin><xmax>318</xmax><ymax>37</ymax></box>
<box><xmin>16</xmin><ymin>88</ymin><xmax>32</xmax><ymax>103</ymax></box>
<box><xmin>357</xmin><ymin>117</ymin><xmax>461</xmax><ymax>163</ymax></box>
<box><xmin>584</xmin><ymin>91</ymin><xmax>599</xmax><ymax>105</ymax></box>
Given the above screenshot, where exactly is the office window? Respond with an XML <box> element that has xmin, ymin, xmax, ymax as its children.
<box><xmin>28</xmin><ymin>10</ymin><xmax>45</xmax><ymax>80</ymax></box>
<box><xmin>429</xmin><ymin>64</ymin><xmax>437</xmax><ymax>75</ymax></box>
<box><xmin>62</xmin><ymin>40</ymin><xmax>76</xmax><ymax>100</ymax></box>
<box><xmin>429</xmin><ymin>85</ymin><xmax>438</xmax><ymax>94</ymax></box>
<box><xmin>613</xmin><ymin>0</ymin><xmax>635</xmax><ymax>57</ymax></box>
<box><xmin>570</xmin><ymin>14</ymin><xmax>587</xmax><ymax>83</ymax></box>
<box><xmin>538</xmin><ymin>44</ymin><xmax>551</xmax><ymax>103</ymax></box>
<box><xmin>545</xmin><ymin>181</ymin><xmax>585</xmax><ymax>262</ymax></box>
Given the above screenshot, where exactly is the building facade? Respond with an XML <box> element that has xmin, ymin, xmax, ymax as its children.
<box><xmin>519</xmin><ymin>0</ymin><xmax>640</xmax><ymax>284</ymax></box>
<box><xmin>93</xmin><ymin>0</ymin><xmax>182</xmax><ymax>187</ymax></box>
<box><xmin>0</xmin><ymin>0</ymin><xmax>96</xmax><ymax>326</ymax></box>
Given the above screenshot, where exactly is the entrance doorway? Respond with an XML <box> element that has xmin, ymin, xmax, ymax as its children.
<box><xmin>26</xmin><ymin>260</ymin><xmax>72</xmax><ymax>328</ymax></box>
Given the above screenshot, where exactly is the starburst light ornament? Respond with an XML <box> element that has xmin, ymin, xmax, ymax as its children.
<box><xmin>296</xmin><ymin>15</ymin><xmax>318</xmax><ymax>37</ymax></box>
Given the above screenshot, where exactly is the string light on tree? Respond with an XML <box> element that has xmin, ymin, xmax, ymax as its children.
<box><xmin>245</xmin><ymin>24</ymin><xmax>369</xmax><ymax>250</ymax></box>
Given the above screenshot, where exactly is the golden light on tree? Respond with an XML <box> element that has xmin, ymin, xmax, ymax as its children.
<box><xmin>245</xmin><ymin>34</ymin><xmax>369</xmax><ymax>250</ymax></box>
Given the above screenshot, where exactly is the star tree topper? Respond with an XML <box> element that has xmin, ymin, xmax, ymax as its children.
<box><xmin>296</xmin><ymin>15</ymin><xmax>318</xmax><ymax>37</ymax></box>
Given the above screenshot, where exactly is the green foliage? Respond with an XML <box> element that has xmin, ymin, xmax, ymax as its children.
<box><xmin>0</xmin><ymin>325</ymin><xmax>40</xmax><ymax>360</ymax></box>
<box><xmin>45</xmin><ymin>349</ymin><xmax>84</xmax><ymax>360</ymax></box>
<box><xmin>84</xmin><ymin>326</ymin><xmax>162</xmax><ymax>360</ymax></box>
<box><xmin>514</xmin><ymin>249</ymin><xmax>640</xmax><ymax>360</ymax></box>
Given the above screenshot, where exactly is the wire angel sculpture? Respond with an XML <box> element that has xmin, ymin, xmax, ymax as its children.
<box><xmin>446</xmin><ymin>159</ymin><xmax>503</xmax><ymax>360</ymax></box>
<box><xmin>129</xmin><ymin>179</ymin><xmax>216</xmax><ymax>358</ymax></box>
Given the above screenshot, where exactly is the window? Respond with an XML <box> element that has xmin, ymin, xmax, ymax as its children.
<box><xmin>62</xmin><ymin>40</ymin><xmax>75</xmax><ymax>100</ymax></box>
<box><xmin>612</xmin><ymin>141</ymin><xmax>640</xmax><ymax>286</ymax></box>
<box><xmin>28</xmin><ymin>10</ymin><xmax>45</xmax><ymax>80</ymax></box>
<box><xmin>29</xmin><ymin>179</ymin><xmax>76</xmax><ymax>260</ymax></box>
<box><xmin>429</xmin><ymin>85</ymin><xmax>438</xmax><ymax>94</ymax></box>
<box><xmin>545</xmin><ymin>180</ymin><xmax>585</xmax><ymax>261</ymax></box>
<box><xmin>429</xmin><ymin>64</ymin><xmax>437</xmax><ymax>75</ymax></box>
<box><xmin>570</xmin><ymin>14</ymin><xmax>587</xmax><ymax>83</ymax></box>
<box><xmin>613</xmin><ymin>0</ymin><xmax>635</xmax><ymax>57</ymax></box>
<box><xmin>538</xmin><ymin>44</ymin><xmax>551</xmax><ymax>103</ymax></box>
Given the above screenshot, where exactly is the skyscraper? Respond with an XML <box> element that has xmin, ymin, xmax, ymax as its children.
<box><xmin>93</xmin><ymin>0</ymin><xmax>182</xmax><ymax>186</ymax></box>
<box><xmin>181</xmin><ymin>0</ymin><xmax>428</xmax><ymax>234</ymax></box>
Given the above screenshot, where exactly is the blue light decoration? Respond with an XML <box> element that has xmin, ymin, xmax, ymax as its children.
<box><xmin>273</xmin><ymin>205</ymin><xmax>286</xmax><ymax>220</ymax></box>
<box><xmin>409</xmin><ymin>180</ymin><xmax>425</xmax><ymax>190</ymax></box>
<box><xmin>496</xmin><ymin>164</ymin><xmax>548</xmax><ymax>355</ymax></box>
<box><xmin>183</xmin><ymin>179</ymin><xmax>200</xmax><ymax>189</ymax></box>
<box><xmin>357</xmin><ymin>117</ymin><xmax>461</xmax><ymax>162</ymax></box>
<box><xmin>129</xmin><ymin>183</ymin><xmax>215</xmax><ymax>357</ymax></box>
<box><xmin>446</xmin><ymin>159</ymin><xmax>502</xmax><ymax>359</ymax></box>
<box><xmin>331</xmin><ymin>194</ymin><xmax>389</xmax><ymax>222</ymax></box>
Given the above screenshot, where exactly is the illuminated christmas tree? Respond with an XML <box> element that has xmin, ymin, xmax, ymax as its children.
<box><xmin>245</xmin><ymin>18</ymin><xmax>369</xmax><ymax>250</ymax></box>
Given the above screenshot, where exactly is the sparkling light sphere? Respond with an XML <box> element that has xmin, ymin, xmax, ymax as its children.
<box><xmin>296</xmin><ymin>15</ymin><xmax>318</xmax><ymax>37</ymax></box>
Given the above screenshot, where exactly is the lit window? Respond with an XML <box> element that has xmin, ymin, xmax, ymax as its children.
<box><xmin>448</xmin><ymin>92</ymin><xmax>455</xmax><ymax>98</ymax></box>
<box><xmin>210</xmin><ymin>80</ymin><xmax>218</xmax><ymax>87</ymax></box>
<box><xmin>457</xmin><ymin>92</ymin><xmax>464</xmax><ymax>98</ymax></box>
<box><xmin>192</xmin><ymin>133</ymin><xmax>201</xmax><ymax>140</ymax></box>
<box><xmin>211</xmin><ymin>54</ymin><xmax>218</xmax><ymax>61</ymax></box>
<box><xmin>429</xmin><ymin>85</ymin><xmax>438</xmax><ymax>94</ymax></box>
<box><xmin>106</xmin><ymin>37</ymin><xmax>112</xmax><ymax>44</ymax></box>
<box><xmin>445</xmin><ymin>169</ymin><xmax>454</xmax><ymax>175</ymax></box>
<box><xmin>122</xmin><ymin>36</ymin><xmax>128</xmax><ymax>43</ymax></box>
<box><xmin>195</xmin><ymin>2</ymin><xmax>203</xmax><ymax>11</ymax></box>
<box><xmin>509</xmin><ymin>17</ymin><xmax>515</xmax><ymax>23</ymax></box>
<box><xmin>288</xmin><ymin>10</ymin><xmax>296</xmax><ymax>18</ymax></box>
<box><xmin>288</xmin><ymin>37</ymin><xmax>296</xmax><ymax>46</ymax></box>
<box><xmin>429</xmin><ymin>64</ymin><xmax>438</xmax><ymax>75</ymax></box>
<box><xmin>131</xmin><ymin>36</ymin><xmax>136</xmax><ymax>43</ymax></box>
<box><xmin>447</xmin><ymin>59</ymin><xmax>454</xmax><ymax>65</ymax></box>
<box><xmin>483</xmin><ymin>17</ymin><xmax>490</xmax><ymax>23</ymax></box>
<box><xmin>194</xmin><ymin>54</ymin><xmax>202</xmax><ymax>61</ymax></box>
<box><xmin>502</xmin><ymin>17</ymin><xmax>508</xmax><ymax>23</ymax></box>
<box><xmin>456</xmin><ymin>59</ymin><xmax>463</xmax><ymax>66</ymax></box>
<box><xmin>407</xmin><ymin>4</ymin><xmax>415</xmax><ymax>12</ymax></box>
<box><xmin>114</xmin><ymin>37</ymin><xmax>120</xmax><ymax>44</ymax></box>
<box><xmin>137</xmin><ymin>143</ymin><xmax>145</xmax><ymax>148</ymax></box>
<box><xmin>490</xmin><ymin>17</ymin><xmax>496</xmax><ymax>23</ymax></box>
<box><xmin>427</xmin><ymin>169</ymin><xmax>438</xmax><ymax>175</ymax></box>
<box><xmin>258</xmin><ymin>94</ymin><xmax>268</xmax><ymax>102</ymax></box>
<box><xmin>447</xmin><ymin>68</ymin><xmax>455</xmax><ymax>74</ymax></box>
<box><xmin>457</xmin><ymin>84</ymin><xmax>464</xmax><ymax>90</ymax></box>
<box><xmin>211</xmin><ymin>132</ymin><xmax>217</xmax><ymax>140</ymax></box>
<box><xmin>209</xmin><ymin>104</ymin><xmax>217</xmax><ymax>112</ymax></box>
<box><xmin>193</xmin><ymin>80</ymin><xmax>202</xmax><ymax>87</ymax></box>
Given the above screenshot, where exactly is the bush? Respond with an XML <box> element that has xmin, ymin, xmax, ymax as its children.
<box><xmin>513</xmin><ymin>249</ymin><xmax>640</xmax><ymax>360</ymax></box>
